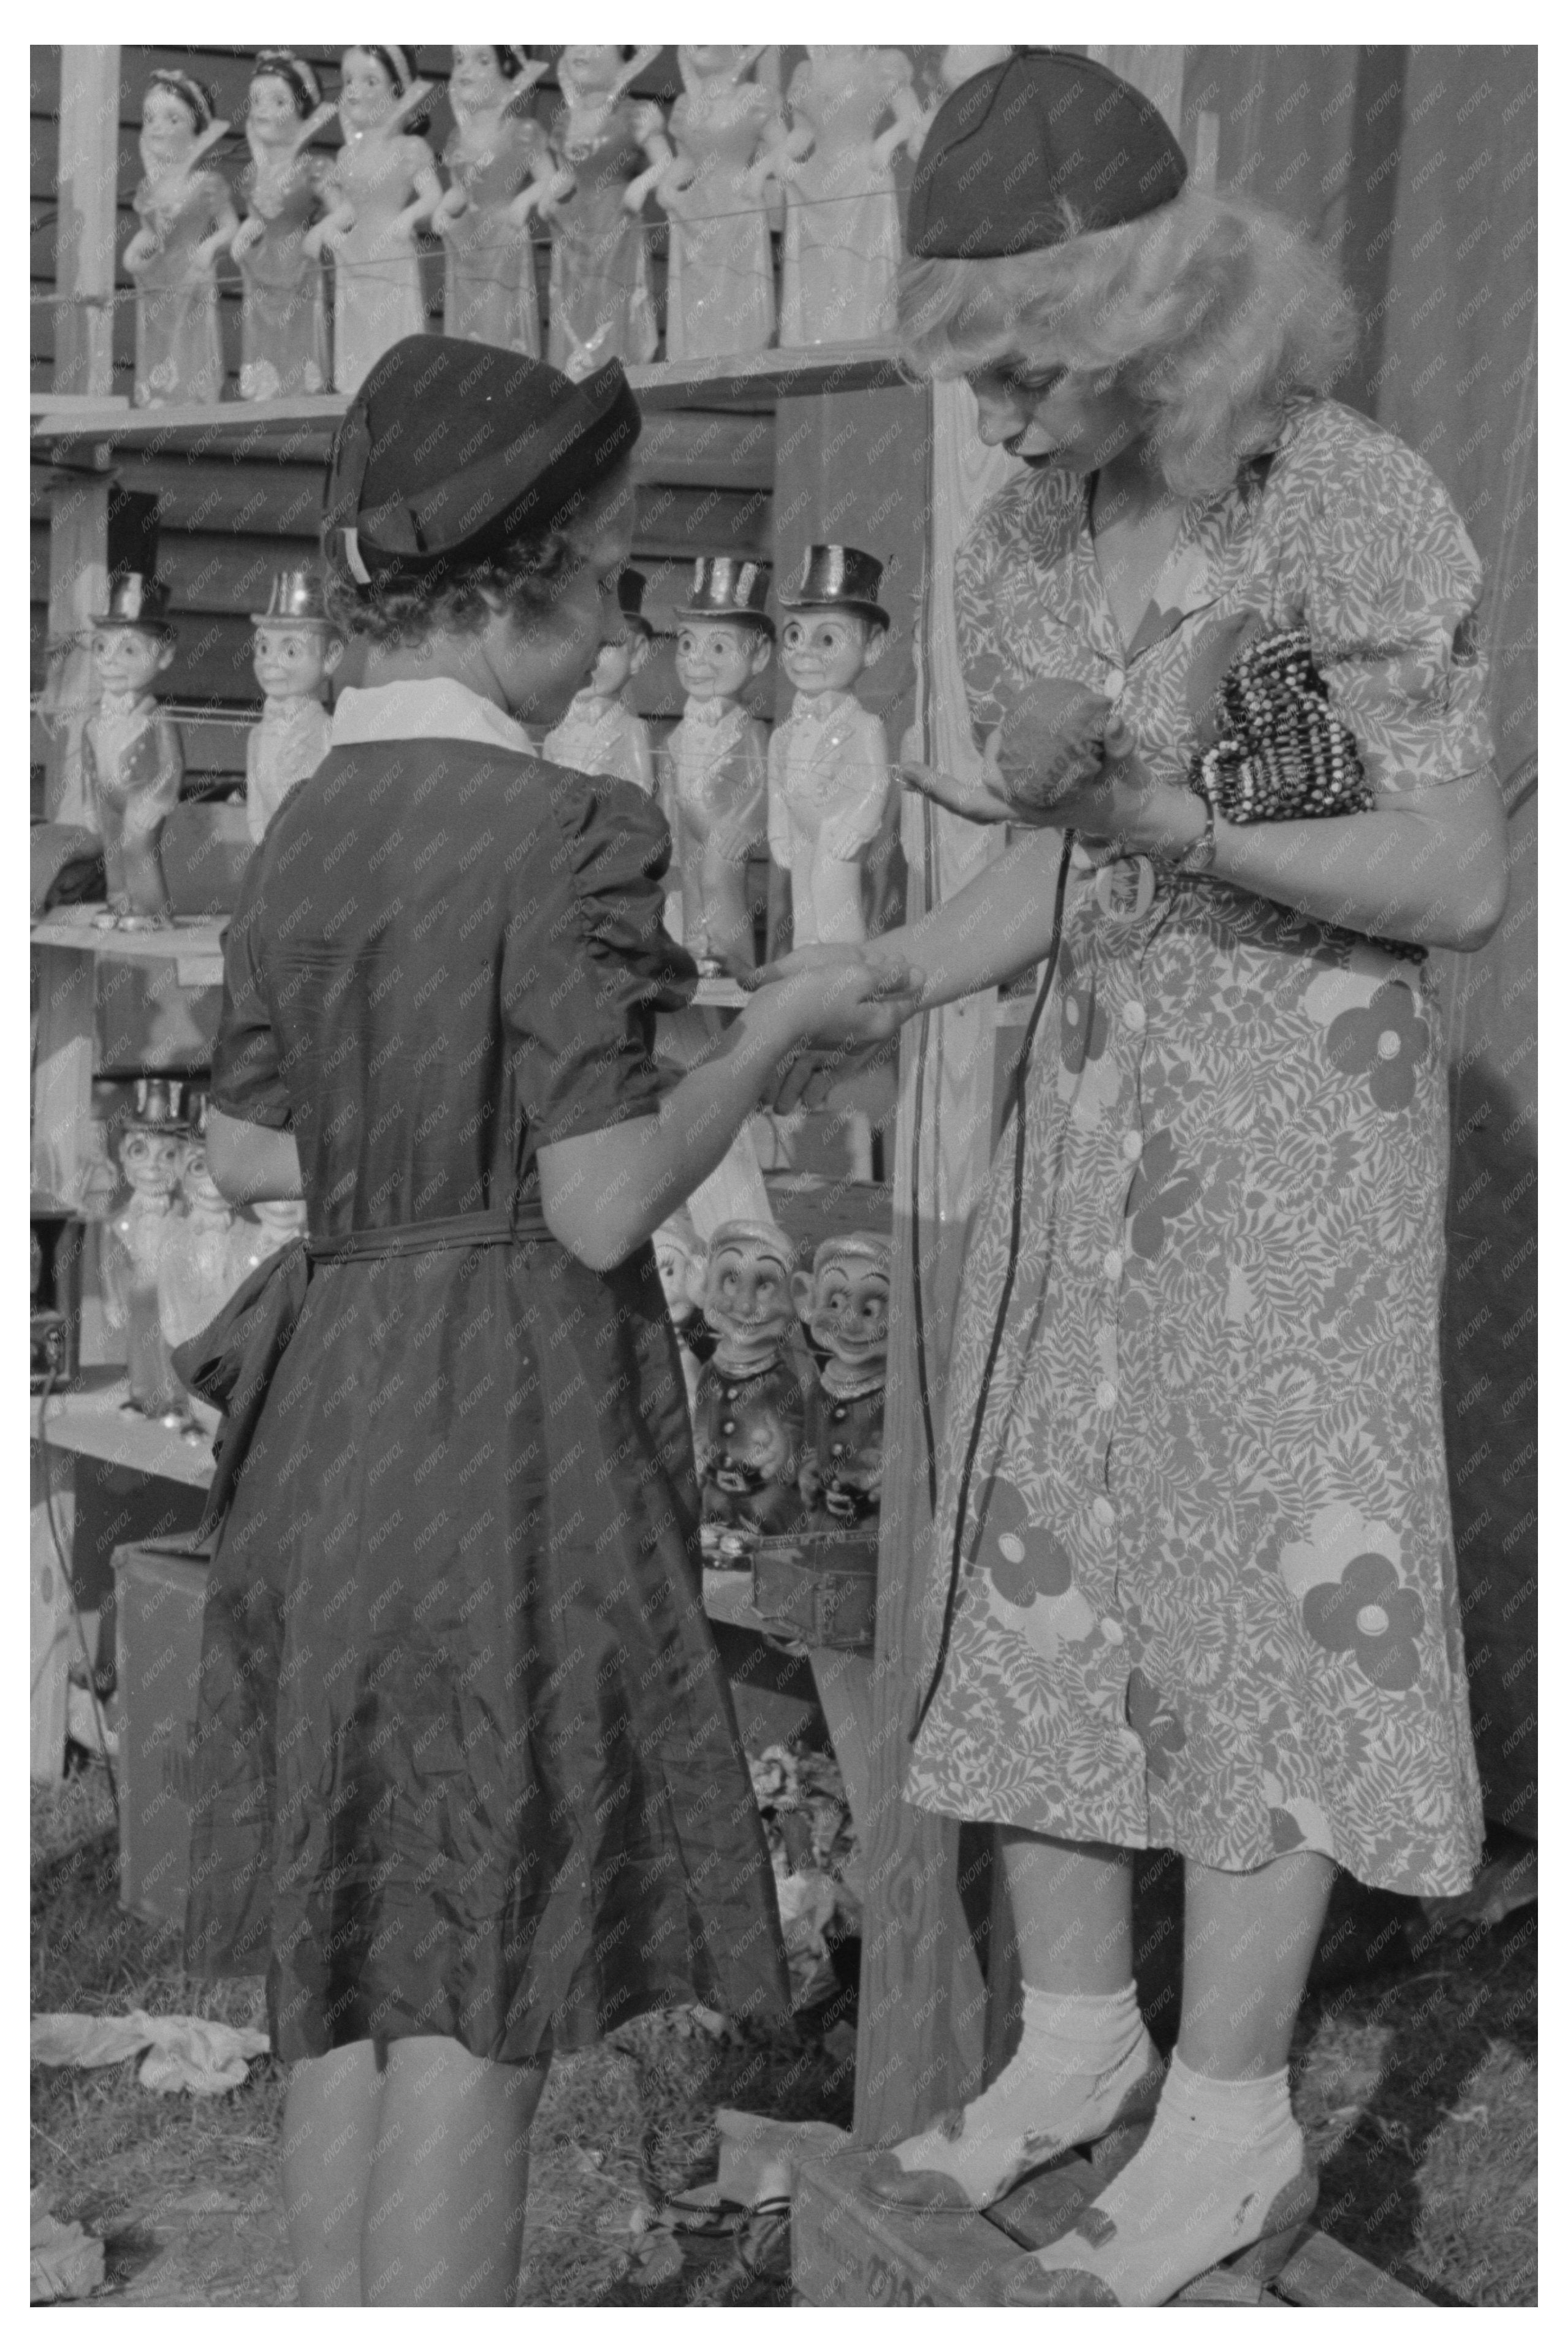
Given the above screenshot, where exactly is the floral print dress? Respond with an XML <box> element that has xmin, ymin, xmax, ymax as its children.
<box><xmin>905</xmin><ymin>399</ymin><xmax>1493</xmax><ymax>1896</ymax></box>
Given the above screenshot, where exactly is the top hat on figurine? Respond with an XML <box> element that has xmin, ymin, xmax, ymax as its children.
<box><xmin>324</xmin><ymin>333</ymin><xmax>641</xmax><ymax>587</ymax></box>
<box><xmin>123</xmin><ymin>1076</ymin><xmax>194</xmax><ymax>1135</ymax></box>
<box><xmin>676</xmin><ymin>555</ymin><xmax>774</xmax><ymax>636</ymax></box>
<box><xmin>906</xmin><ymin>47</ymin><xmax>1188</xmax><ymax>259</ymax></box>
<box><xmin>779</xmin><ymin>545</ymin><xmax>889</xmax><ymax>632</ymax></box>
<box><xmin>89</xmin><ymin>572</ymin><xmax>176</xmax><ymax>639</ymax></box>
<box><xmin>616</xmin><ymin>566</ymin><xmax>653</xmax><ymax>639</ymax></box>
<box><xmin>251</xmin><ymin>568</ymin><xmax>335</xmax><ymax>627</ymax></box>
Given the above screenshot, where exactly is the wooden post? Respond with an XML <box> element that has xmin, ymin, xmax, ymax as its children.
<box><xmin>42</xmin><ymin>44</ymin><xmax>119</xmax><ymax>823</ymax></box>
<box><xmin>852</xmin><ymin>382</ymin><xmax>1016</xmax><ymax>2142</ymax></box>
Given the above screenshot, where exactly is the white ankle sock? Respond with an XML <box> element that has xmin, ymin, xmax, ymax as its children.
<box><xmin>1025</xmin><ymin>2051</ymin><xmax>1307</xmax><ymax>2304</ymax></box>
<box><xmin>886</xmin><ymin>1981</ymin><xmax>1158</xmax><ymax>2205</ymax></box>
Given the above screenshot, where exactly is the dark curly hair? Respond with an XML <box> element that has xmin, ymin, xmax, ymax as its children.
<box><xmin>324</xmin><ymin>462</ymin><xmax>634</xmax><ymax>650</ymax></box>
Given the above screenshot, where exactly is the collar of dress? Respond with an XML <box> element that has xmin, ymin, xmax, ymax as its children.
<box><xmin>330</xmin><ymin>679</ymin><xmax>538</xmax><ymax>756</ymax></box>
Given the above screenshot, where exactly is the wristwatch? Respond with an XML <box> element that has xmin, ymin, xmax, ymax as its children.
<box><xmin>1169</xmin><ymin>791</ymin><xmax>1218</xmax><ymax>874</ymax></box>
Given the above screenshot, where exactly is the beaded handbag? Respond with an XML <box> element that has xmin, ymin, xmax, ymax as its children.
<box><xmin>1186</xmin><ymin>609</ymin><xmax>1372</xmax><ymax>823</ymax></box>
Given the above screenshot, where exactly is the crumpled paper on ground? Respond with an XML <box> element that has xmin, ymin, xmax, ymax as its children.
<box><xmin>30</xmin><ymin>2188</ymin><xmax>105</xmax><ymax>2302</ymax></box>
<box><xmin>31</xmin><ymin>2010</ymin><xmax>270</xmax><ymax>2095</ymax></box>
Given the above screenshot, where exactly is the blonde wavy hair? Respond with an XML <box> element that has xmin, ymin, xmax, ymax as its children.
<box><xmin>897</xmin><ymin>189</ymin><xmax>1357</xmax><ymax>497</ymax></box>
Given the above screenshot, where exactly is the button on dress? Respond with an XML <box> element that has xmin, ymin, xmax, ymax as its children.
<box><xmin>905</xmin><ymin>400</ymin><xmax>1492</xmax><ymax>1895</ymax></box>
<box><xmin>184</xmin><ymin>683</ymin><xmax>789</xmax><ymax>2059</ymax></box>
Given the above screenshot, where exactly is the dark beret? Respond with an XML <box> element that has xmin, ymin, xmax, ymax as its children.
<box><xmin>324</xmin><ymin>335</ymin><xmax>642</xmax><ymax>585</ymax></box>
<box><xmin>907</xmin><ymin>48</ymin><xmax>1188</xmax><ymax>260</ymax></box>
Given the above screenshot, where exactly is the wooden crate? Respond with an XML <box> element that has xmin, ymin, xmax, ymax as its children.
<box><xmin>790</xmin><ymin>2147</ymin><xmax>1433</xmax><ymax>2309</ymax></box>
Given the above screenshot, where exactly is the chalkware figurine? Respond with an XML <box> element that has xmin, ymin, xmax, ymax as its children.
<box><xmin>542</xmin><ymin>570</ymin><xmax>654</xmax><ymax>791</ymax></box>
<box><xmin>793</xmin><ymin>1231</ymin><xmax>889</xmax><ymax>1528</ymax></box>
<box><xmin>82</xmin><ymin>576</ymin><xmax>183</xmax><ymax>928</ymax></box>
<box><xmin>124</xmin><ymin>68</ymin><xmax>237</xmax><ymax>407</ymax></box>
<box><xmin>157</xmin><ymin>1108</ymin><xmax>239</xmax><ymax>1435</ymax></box>
<box><xmin>434</xmin><ymin>46</ymin><xmax>548</xmax><ymax>356</ymax></box>
<box><xmin>653</xmin><ymin>1208</ymin><xmax>710</xmax><ymax>1428</ymax></box>
<box><xmin>661</xmin><ymin>46</ymin><xmax>781</xmax><ymax>362</ymax></box>
<box><xmin>536</xmin><ymin>45</ymin><xmax>668</xmax><ymax>377</ymax></box>
<box><xmin>665</xmin><ymin>558</ymin><xmax>772</xmax><ymax>974</ymax></box>
<box><xmin>102</xmin><ymin>1080</ymin><xmax>191</xmax><ymax>1422</ymax></box>
<box><xmin>230</xmin><ymin>1197</ymin><xmax>310</xmax><ymax>1282</ymax></box>
<box><xmin>692</xmin><ymin>1219</ymin><xmax>811</xmax><ymax>1551</ymax></box>
<box><xmin>231</xmin><ymin>50</ymin><xmax>335</xmax><ymax>400</ymax></box>
<box><xmin>767</xmin><ymin>546</ymin><xmax>892</xmax><ymax>946</ymax></box>
<box><xmin>766</xmin><ymin>45</ymin><xmax>920</xmax><ymax>346</ymax></box>
<box><xmin>246</xmin><ymin>571</ymin><xmax>341</xmax><ymax>842</ymax></box>
<box><xmin>307</xmin><ymin>46</ymin><xmax>440</xmax><ymax>394</ymax></box>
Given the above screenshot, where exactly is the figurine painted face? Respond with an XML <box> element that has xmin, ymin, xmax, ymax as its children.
<box><xmin>248</xmin><ymin>67</ymin><xmax>307</xmax><ymax>138</ymax></box>
<box><xmin>654</xmin><ymin>1220</ymin><xmax>707</xmax><ymax>1326</ymax></box>
<box><xmin>702</xmin><ymin>1225</ymin><xmax>796</xmax><ymax>1352</ymax></box>
<box><xmin>119</xmin><ymin>1128</ymin><xmax>185</xmax><ymax>1198</ymax></box>
<box><xmin>178</xmin><ymin>1140</ymin><xmax>228</xmax><ymax>1214</ymax></box>
<box><xmin>561</xmin><ymin>45</ymin><xmax>624</xmax><ymax>98</ymax></box>
<box><xmin>780</xmin><ymin>610</ymin><xmax>885</xmax><ymax>698</ymax></box>
<box><xmin>340</xmin><ymin>48</ymin><xmax>398</xmax><ymax>131</ymax></box>
<box><xmin>253</xmin><ymin>620</ymin><xmax>343</xmax><ymax>702</ymax></box>
<box><xmin>449</xmin><ymin>47</ymin><xmax>512</xmax><ymax>108</ymax></box>
<box><xmin>794</xmin><ymin>1238</ymin><xmax>891</xmax><ymax>1372</ymax></box>
<box><xmin>676</xmin><ymin>620</ymin><xmax>772</xmax><ymax>703</ymax></box>
<box><xmin>142</xmin><ymin>82</ymin><xmax>202</xmax><ymax>167</ymax></box>
<box><xmin>587</xmin><ymin>625</ymin><xmax>649</xmax><ymax>701</ymax></box>
<box><xmin>91</xmin><ymin>624</ymin><xmax>175</xmax><ymax>700</ymax></box>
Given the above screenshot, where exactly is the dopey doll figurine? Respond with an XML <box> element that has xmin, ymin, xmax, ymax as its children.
<box><xmin>666</xmin><ymin>558</ymin><xmax>773</xmax><ymax>974</ymax></box>
<box><xmin>124</xmin><ymin>67</ymin><xmax>237</xmax><ymax>407</ymax></box>
<box><xmin>246</xmin><ymin>570</ymin><xmax>342</xmax><ymax>842</ymax></box>
<box><xmin>693</xmin><ymin>1219</ymin><xmax>812</xmax><ymax>1552</ymax></box>
<box><xmin>767</xmin><ymin>546</ymin><xmax>892</xmax><ymax>947</ymax></box>
<box><xmin>306</xmin><ymin>47</ymin><xmax>441</xmax><ymax>394</ymax></box>
<box><xmin>82</xmin><ymin>575</ymin><xmax>183</xmax><ymax>928</ymax></box>
<box><xmin>102</xmin><ymin>1079</ymin><xmax>191</xmax><ymax>1423</ymax></box>
<box><xmin>542</xmin><ymin>569</ymin><xmax>655</xmax><ymax>791</ymax></box>
<box><xmin>653</xmin><ymin>1207</ymin><xmax>710</xmax><ymax>1429</ymax></box>
<box><xmin>793</xmin><ymin>1231</ymin><xmax>891</xmax><ymax>1528</ymax></box>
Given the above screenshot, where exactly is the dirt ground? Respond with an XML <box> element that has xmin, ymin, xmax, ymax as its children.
<box><xmin>31</xmin><ymin>1760</ymin><xmax>1536</xmax><ymax>2307</ymax></box>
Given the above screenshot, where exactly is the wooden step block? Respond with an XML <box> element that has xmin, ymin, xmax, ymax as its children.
<box><xmin>790</xmin><ymin>2148</ymin><xmax>1433</xmax><ymax>2308</ymax></box>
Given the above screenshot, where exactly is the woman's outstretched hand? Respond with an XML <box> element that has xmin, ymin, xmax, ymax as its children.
<box><xmin>743</xmin><ymin>942</ymin><xmax>924</xmax><ymax>1045</ymax></box>
<box><xmin>897</xmin><ymin>759</ymin><xmax>1015</xmax><ymax>825</ymax></box>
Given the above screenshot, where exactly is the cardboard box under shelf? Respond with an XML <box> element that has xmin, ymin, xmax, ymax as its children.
<box><xmin>115</xmin><ymin>1533</ymin><xmax>213</xmax><ymax>1927</ymax></box>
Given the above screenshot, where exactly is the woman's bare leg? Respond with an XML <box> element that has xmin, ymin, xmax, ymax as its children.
<box><xmin>1002</xmin><ymin>1827</ymin><xmax>1135</xmax><ymax>1989</ymax></box>
<box><xmin>1178</xmin><ymin>1849</ymin><xmax>1334</xmax><ymax>2075</ymax></box>
<box><xmin>282</xmin><ymin>2042</ymin><xmax>382</xmax><ymax>2305</ymax></box>
<box><xmin>360</xmin><ymin>2038</ymin><xmax>548</xmax><ymax>2307</ymax></box>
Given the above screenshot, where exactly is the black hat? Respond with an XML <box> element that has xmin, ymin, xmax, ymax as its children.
<box><xmin>324</xmin><ymin>335</ymin><xmax>641</xmax><ymax>588</ymax></box>
<box><xmin>617</xmin><ymin>567</ymin><xmax>652</xmax><ymax>636</ymax></box>
<box><xmin>780</xmin><ymin>544</ymin><xmax>888</xmax><ymax>632</ymax></box>
<box><xmin>89</xmin><ymin>572</ymin><xmax>175</xmax><ymax>637</ymax></box>
<box><xmin>907</xmin><ymin>48</ymin><xmax>1188</xmax><ymax>260</ymax></box>
<box><xmin>676</xmin><ymin>555</ymin><xmax>774</xmax><ymax>636</ymax></box>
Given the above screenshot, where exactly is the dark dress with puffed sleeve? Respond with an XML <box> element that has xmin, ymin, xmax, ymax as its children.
<box><xmin>183</xmin><ymin>728</ymin><xmax>790</xmax><ymax>2060</ymax></box>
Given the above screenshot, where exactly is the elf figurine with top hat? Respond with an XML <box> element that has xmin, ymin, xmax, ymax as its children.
<box><xmin>768</xmin><ymin>546</ymin><xmax>893</xmax><ymax>947</ymax></box>
<box><xmin>102</xmin><ymin>1078</ymin><xmax>194</xmax><ymax>1425</ymax></box>
<box><xmin>82</xmin><ymin>575</ymin><xmax>183</xmax><ymax>928</ymax></box>
<box><xmin>542</xmin><ymin>569</ymin><xmax>655</xmax><ymax>793</ymax></box>
<box><xmin>666</xmin><ymin>557</ymin><xmax>774</xmax><ymax>973</ymax></box>
<box><xmin>247</xmin><ymin>570</ymin><xmax>342</xmax><ymax>842</ymax></box>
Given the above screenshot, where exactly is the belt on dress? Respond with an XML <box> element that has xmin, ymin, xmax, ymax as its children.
<box><xmin>306</xmin><ymin>1200</ymin><xmax>552</xmax><ymax>1263</ymax></box>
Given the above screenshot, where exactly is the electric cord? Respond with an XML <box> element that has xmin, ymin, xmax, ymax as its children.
<box><xmin>35</xmin><ymin>1364</ymin><xmax>122</xmax><ymax>1817</ymax></box>
<box><xmin>910</xmin><ymin>828</ymin><xmax>1075</xmax><ymax>1740</ymax></box>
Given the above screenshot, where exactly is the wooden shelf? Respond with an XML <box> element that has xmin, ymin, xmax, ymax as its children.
<box><xmin>29</xmin><ymin>344</ymin><xmax>908</xmax><ymax>455</ymax></box>
<box><xmin>31</xmin><ymin>913</ymin><xmax>226</xmax><ymax>986</ymax></box>
<box><xmin>32</xmin><ymin>1369</ymin><xmax>215</xmax><ymax>1490</ymax></box>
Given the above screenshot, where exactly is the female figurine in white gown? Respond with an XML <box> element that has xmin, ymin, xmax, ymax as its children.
<box><xmin>766</xmin><ymin>46</ymin><xmax>921</xmax><ymax>345</ymax></box>
<box><xmin>433</xmin><ymin>46</ymin><xmax>548</xmax><ymax>355</ymax></box>
<box><xmin>230</xmin><ymin>50</ymin><xmax>335</xmax><ymax>398</ymax></box>
<box><xmin>306</xmin><ymin>46</ymin><xmax>441</xmax><ymax>395</ymax></box>
<box><xmin>661</xmin><ymin>47</ymin><xmax>782</xmax><ymax>361</ymax></box>
<box><xmin>123</xmin><ymin>69</ymin><xmax>237</xmax><ymax>406</ymax></box>
<box><xmin>533</xmin><ymin>45</ymin><xmax>669</xmax><ymax>377</ymax></box>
